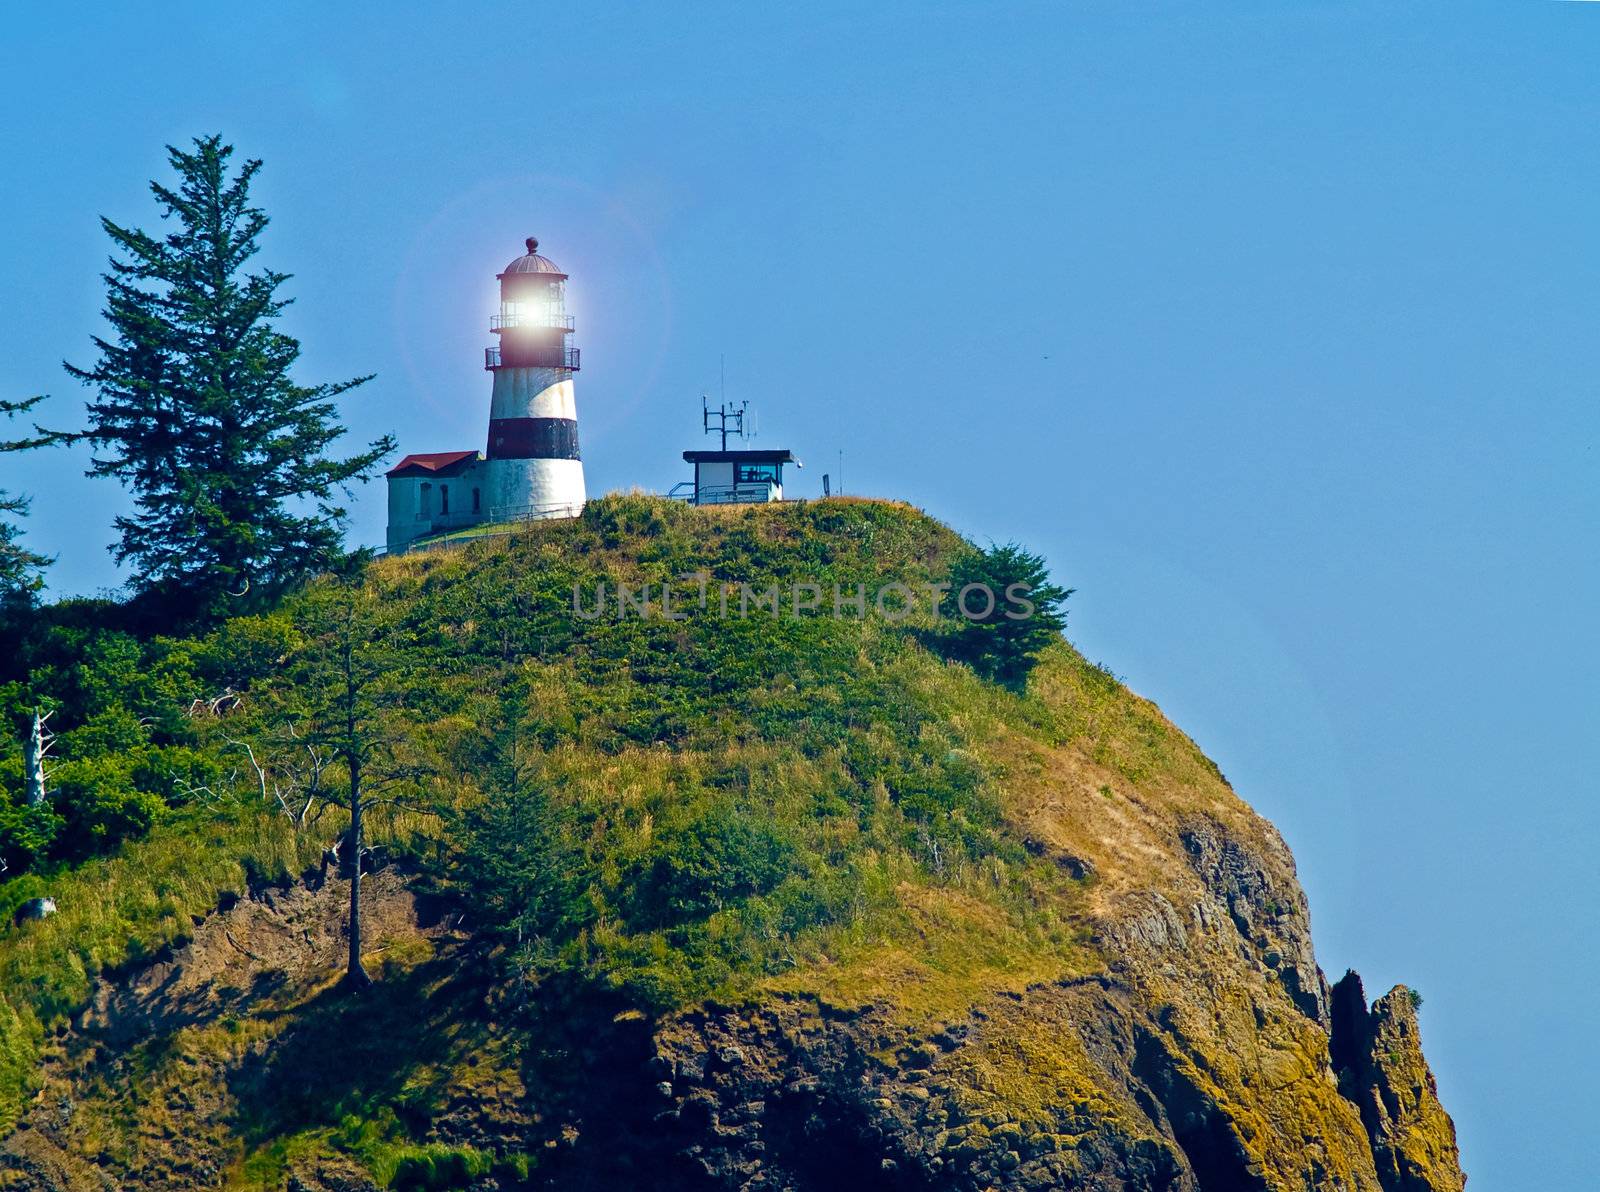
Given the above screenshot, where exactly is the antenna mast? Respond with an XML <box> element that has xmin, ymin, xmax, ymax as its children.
<box><xmin>702</xmin><ymin>394</ymin><xmax>750</xmax><ymax>451</ymax></box>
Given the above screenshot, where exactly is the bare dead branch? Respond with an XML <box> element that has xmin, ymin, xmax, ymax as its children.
<box><xmin>358</xmin><ymin>796</ymin><xmax>444</xmax><ymax>818</ymax></box>
<box><xmin>188</xmin><ymin>687</ymin><xmax>244</xmax><ymax>718</ymax></box>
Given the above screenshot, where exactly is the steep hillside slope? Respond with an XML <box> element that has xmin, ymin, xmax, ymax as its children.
<box><xmin>0</xmin><ymin>497</ymin><xmax>1463</xmax><ymax>1190</ymax></box>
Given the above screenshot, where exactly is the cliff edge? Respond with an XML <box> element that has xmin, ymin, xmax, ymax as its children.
<box><xmin>0</xmin><ymin>497</ymin><xmax>1463</xmax><ymax>1190</ymax></box>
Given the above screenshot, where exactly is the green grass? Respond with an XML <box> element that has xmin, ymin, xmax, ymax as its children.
<box><xmin>0</xmin><ymin>495</ymin><xmax>1248</xmax><ymax>1181</ymax></box>
<box><xmin>0</xmin><ymin>804</ymin><xmax>323</xmax><ymax>1130</ymax></box>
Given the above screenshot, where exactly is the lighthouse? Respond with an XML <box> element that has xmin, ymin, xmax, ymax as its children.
<box><xmin>385</xmin><ymin>237</ymin><xmax>586</xmax><ymax>550</ymax></box>
<box><xmin>483</xmin><ymin>238</ymin><xmax>586</xmax><ymax>521</ymax></box>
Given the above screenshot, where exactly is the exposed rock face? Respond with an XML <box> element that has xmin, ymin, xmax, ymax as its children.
<box><xmin>0</xmin><ymin>841</ymin><xmax>1465</xmax><ymax>1192</ymax></box>
<box><xmin>0</xmin><ymin>817</ymin><xmax>1466</xmax><ymax>1191</ymax></box>
<box><xmin>9</xmin><ymin>899</ymin><xmax>56</xmax><ymax>928</ymax></box>
<box><xmin>0</xmin><ymin>547</ymin><xmax>1465</xmax><ymax>1192</ymax></box>
<box><xmin>1330</xmin><ymin>972</ymin><xmax>1464</xmax><ymax>1192</ymax></box>
<box><xmin>0</xmin><ymin>868</ymin><xmax>443</xmax><ymax>1192</ymax></box>
<box><xmin>651</xmin><ymin>984</ymin><xmax>1259</xmax><ymax>1191</ymax></box>
<box><xmin>1177</xmin><ymin>821</ymin><xmax>1327</xmax><ymax>1026</ymax></box>
<box><xmin>640</xmin><ymin>813</ymin><xmax>1465</xmax><ymax>1192</ymax></box>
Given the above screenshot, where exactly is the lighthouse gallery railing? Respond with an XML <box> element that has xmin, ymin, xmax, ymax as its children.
<box><xmin>484</xmin><ymin>345</ymin><xmax>580</xmax><ymax>370</ymax></box>
<box><xmin>489</xmin><ymin>311</ymin><xmax>575</xmax><ymax>331</ymax></box>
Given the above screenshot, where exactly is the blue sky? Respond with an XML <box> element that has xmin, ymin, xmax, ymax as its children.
<box><xmin>3</xmin><ymin>4</ymin><xmax>1597</xmax><ymax>1185</ymax></box>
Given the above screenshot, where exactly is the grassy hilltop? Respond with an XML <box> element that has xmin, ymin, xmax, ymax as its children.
<box><xmin>0</xmin><ymin>497</ymin><xmax>1462</xmax><ymax>1192</ymax></box>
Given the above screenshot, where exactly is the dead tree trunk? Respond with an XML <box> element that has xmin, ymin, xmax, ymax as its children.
<box><xmin>23</xmin><ymin>710</ymin><xmax>52</xmax><ymax>807</ymax></box>
<box><xmin>345</xmin><ymin>754</ymin><xmax>372</xmax><ymax>990</ymax></box>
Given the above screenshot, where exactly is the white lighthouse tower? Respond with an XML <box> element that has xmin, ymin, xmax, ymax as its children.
<box><xmin>483</xmin><ymin>237</ymin><xmax>586</xmax><ymax>521</ymax></box>
<box><xmin>384</xmin><ymin>238</ymin><xmax>587</xmax><ymax>551</ymax></box>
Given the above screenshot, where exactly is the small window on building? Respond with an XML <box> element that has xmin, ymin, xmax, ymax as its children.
<box><xmin>419</xmin><ymin>482</ymin><xmax>432</xmax><ymax>517</ymax></box>
<box><xmin>472</xmin><ymin>488</ymin><xmax>481</xmax><ymax>514</ymax></box>
<box><xmin>441</xmin><ymin>485</ymin><xmax>450</xmax><ymax>514</ymax></box>
<box><xmin>735</xmin><ymin>463</ymin><xmax>781</xmax><ymax>485</ymax></box>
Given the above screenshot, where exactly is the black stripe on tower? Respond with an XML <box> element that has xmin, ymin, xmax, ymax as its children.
<box><xmin>487</xmin><ymin>417</ymin><xmax>581</xmax><ymax>461</ymax></box>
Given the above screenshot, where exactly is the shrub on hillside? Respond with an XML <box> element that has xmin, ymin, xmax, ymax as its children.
<box><xmin>459</xmin><ymin>778</ymin><xmax>592</xmax><ymax>959</ymax></box>
<box><xmin>49</xmin><ymin>757</ymin><xmax>167</xmax><ymax>862</ymax></box>
<box><xmin>622</xmin><ymin>803</ymin><xmax>795</xmax><ymax>931</ymax></box>
<box><xmin>939</xmin><ymin>543</ymin><xmax>1072</xmax><ymax>690</ymax></box>
<box><xmin>0</xmin><ymin>796</ymin><xmax>61</xmax><ymax>875</ymax></box>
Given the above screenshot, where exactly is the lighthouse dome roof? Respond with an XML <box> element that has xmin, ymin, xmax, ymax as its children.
<box><xmin>502</xmin><ymin>237</ymin><xmax>565</xmax><ymax>276</ymax></box>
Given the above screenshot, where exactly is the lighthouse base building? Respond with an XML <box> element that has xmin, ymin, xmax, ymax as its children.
<box><xmin>386</xmin><ymin>238</ymin><xmax>585</xmax><ymax>552</ymax></box>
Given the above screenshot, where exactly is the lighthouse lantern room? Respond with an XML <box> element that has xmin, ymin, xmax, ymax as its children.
<box><xmin>386</xmin><ymin>238</ymin><xmax>587</xmax><ymax>551</ymax></box>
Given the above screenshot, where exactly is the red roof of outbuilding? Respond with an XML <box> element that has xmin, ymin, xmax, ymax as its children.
<box><xmin>386</xmin><ymin>450</ymin><xmax>481</xmax><ymax>478</ymax></box>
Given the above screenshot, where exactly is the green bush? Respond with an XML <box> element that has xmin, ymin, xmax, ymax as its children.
<box><xmin>939</xmin><ymin>542</ymin><xmax>1072</xmax><ymax>689</ymax></box>
<box><xmin>0</xmin><ymin>798</ymin><xmax>61</xmax><ymax>873</ymax></box>
<box><xmin>50</xmin><ymin>757</ymin><xmax>166</xmax><ymax>862</ymax></box>
<box><xmin>459</xmin><ymin>777</ymin><xmax>593</xmax><ymax>955</ymax></box>
<box><xmin>622</xmin><ymin>803</ymin><xmax>796</xmax><ymax>930</ymax></box>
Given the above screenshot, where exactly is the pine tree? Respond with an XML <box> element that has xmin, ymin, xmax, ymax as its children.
<box><xmin>281</xmin><ymin>579</ymin><xmax>427</xmax><ymax>990</ymax></box>
<box><xmin>943</xmin><ymin>542</ymin><xmax>1073</xmax><ymax>690</ymax></box>
<box><xmin>0</xmin><ymin>395</ymin><xmax>55</xmax><ymax>604</ymax></box>
<box><xmin>64</xmin><ymin>135</ymin><xmax>394</xmax><ymax>616</ymax></box>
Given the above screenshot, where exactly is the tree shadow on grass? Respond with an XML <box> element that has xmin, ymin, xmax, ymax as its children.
<box><xmin>225</xmin><ymin>953</ymin><xmax>485</xmax><ymax>1146</ymax></box>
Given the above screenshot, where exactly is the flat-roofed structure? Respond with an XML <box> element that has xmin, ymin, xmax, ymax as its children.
<box><xmin>679</xmin><ymin>448</ymin><xmax>800</xmax><ymax>505</ymax></box>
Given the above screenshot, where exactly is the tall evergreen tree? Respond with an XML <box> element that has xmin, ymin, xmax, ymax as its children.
<box><xmin>64</xmin><ymin>135</ymin><xmax>394</xmax><ymax>615</ymax></box>
<box><xmin>0</xmin><ymin>394</ymin><xmax>55</xmax><ymax>604</ymax></box>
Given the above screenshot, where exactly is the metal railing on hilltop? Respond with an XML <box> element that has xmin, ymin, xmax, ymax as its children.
<box><xmin>381</xmin><ymin>499</ymin><xmax>586</xmax><ymax>556</ymax></box>
<box><xmin>381</xmin><ymin>484</ymin><xmax>806</xmax><ymax>558</ymax></box>
<box><xmin>667</xmin><ymin>481</ymin><xmax>780</xmax><ymax>506</ymax></box>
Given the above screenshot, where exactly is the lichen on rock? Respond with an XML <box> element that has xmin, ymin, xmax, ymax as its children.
<box><xmin>1331</xmin><ymin>971</ymin><xmax>1464</xmax><ymax>1192</ymax></box>
<box><xmin>0</xmin><ymin>499</ymin><xmax>1466</xmax><ymax>1191</ymax></box>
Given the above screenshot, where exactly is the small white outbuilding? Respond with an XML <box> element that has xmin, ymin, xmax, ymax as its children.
<box><xmin>680</xmin><ymin>449</ymin><xmax>800</xmax><ymax>505</ymax></box>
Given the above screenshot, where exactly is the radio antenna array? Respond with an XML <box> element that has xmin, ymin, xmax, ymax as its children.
<box><xmin>702</xmin><ymin>393</ymin><xmax>751</xmax><ymax>451</ymax></box>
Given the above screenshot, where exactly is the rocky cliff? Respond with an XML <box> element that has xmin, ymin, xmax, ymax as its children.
<box><xmin>0</xmin><ymin>498</ymin><xmax>1464</xmax><ymax>1190</ymax></box>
